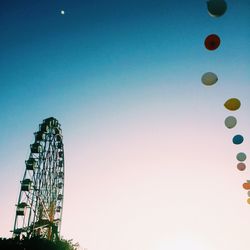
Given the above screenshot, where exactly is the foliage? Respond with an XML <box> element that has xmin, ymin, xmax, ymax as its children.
<box><xmin>0</xmin><ymin>237</ymin><xmax>79</xmax><ymax>250</ymax></box>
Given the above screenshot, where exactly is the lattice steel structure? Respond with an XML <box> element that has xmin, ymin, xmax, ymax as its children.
<box><xmin>13</xmin><ymin>117</ymin><xmax>65</xmax><ymax>240</ymax></box>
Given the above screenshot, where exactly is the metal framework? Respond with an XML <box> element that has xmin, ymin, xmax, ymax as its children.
<box><xmin>13</xmin><ymin>117</ymin><xmax>65</xmax><ymax>240</ymax></box>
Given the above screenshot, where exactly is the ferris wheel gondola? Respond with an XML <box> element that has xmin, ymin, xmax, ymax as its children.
<box><xmin>12</xmin><ymin>117</ymin><xmax>65</xmax><ymax>240</ymax></box>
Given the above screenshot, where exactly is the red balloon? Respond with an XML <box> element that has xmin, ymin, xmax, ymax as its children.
<box><xmin>204</xmin><ymin>34</ymin><xmax>221</xmax><ymax>50</ymax></box>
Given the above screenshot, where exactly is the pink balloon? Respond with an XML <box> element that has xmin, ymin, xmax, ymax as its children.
<box><xmin>237</xmin><ymin>163</ymin><xmax>246</xmax><ymax>171</ymax></box>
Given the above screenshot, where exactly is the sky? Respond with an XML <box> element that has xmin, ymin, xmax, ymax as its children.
<box><xmin>0</xmin><ymin>0</ymin><xmax>250</xmax><ymax>249</ymax></box>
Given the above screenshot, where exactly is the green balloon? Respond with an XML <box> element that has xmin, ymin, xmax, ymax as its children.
<box><xmin>207</xmin><ymin>0</ymin><xmax>227</xmax><ymax>18</ymax></box>
<box><xmin>236</xmin><ymin>152</ymin><xmax>247</xmax><ymax>162</ymax></box>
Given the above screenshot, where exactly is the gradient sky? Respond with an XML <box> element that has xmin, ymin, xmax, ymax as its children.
<box><xmin>0</xmin><ymin>1</ymin><xmax>250</xmax><ymax>249</ymax></box>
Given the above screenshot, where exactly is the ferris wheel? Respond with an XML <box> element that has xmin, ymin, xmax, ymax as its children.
<box><xmin>13</xmin><ymin>117</ymin><xmax>65</xmax><ymax>240</ymax></box>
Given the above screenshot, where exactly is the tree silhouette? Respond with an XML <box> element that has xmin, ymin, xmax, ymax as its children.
<box><xmin>0</xmin><ymin>237</ymin><xmax>79</xmax><ymax>250</ymax></box>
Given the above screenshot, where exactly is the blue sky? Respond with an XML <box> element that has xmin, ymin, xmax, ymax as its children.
<box><xmin>0</xmin><ymin>1</ymin><xmax>250</xmax><ymax>249</ymax></box>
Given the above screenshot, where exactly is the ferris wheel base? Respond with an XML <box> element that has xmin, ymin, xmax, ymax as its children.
<box><xmin>12</xmin><ymin>221</ymin><xmax>60</xmax><ymax>241</ymax></box>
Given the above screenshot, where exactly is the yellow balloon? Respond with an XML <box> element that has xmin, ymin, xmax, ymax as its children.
<box><xmin>247</xmin><ymin>198</ymin><xmax>250</xmax><ymax>205</ymax></box>
<box><xmin>224</xmin><ymin>98</ymin><xmax>241</xmax><ymax>111</ymax></box>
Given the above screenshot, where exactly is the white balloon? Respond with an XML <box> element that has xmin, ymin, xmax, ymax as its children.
<box><xmin>224</xmin><ymin>116</ymin><xmax>237</xmax><ymax>129</ymax></box>
<box><xmin>201</xmin><ymin>72</ymin><xmax>218</xmax><ymax>86</ymax></box>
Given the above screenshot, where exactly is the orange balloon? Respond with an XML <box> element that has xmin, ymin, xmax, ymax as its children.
<box><xmin>243</xmin><ymin>182</ymin><xmax>250</xmax><ymax>190</ymax></box>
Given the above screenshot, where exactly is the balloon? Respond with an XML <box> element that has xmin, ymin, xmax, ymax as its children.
<box><xmin>224</xmin><ymin>116</ymin><xmax>237</xmax><ymax>129</ymax></box>
<box><xmin>237</xmin><ymin>163</ymin><xmax>246</xmax><ymax>171</ymax></box>
<box><xmin>247</xmin><ymin>198</ymin><xmax>250</xmax><ymax>205</ymax></box>
<box><xmin>204</xmin><ymin>34</ymin><xmax>220</xmax><ymax>50</ymax></box>
<box><xmin>224</xmin><ymin>98</ymin><xmax>241</xmax><ymax>111</ymax></box>
<box><xmin>236</xmin><ymin>152</ymin><xmax>247</xmax><ymax>162</ymax></box>
<box><xmin>201</xmin><ymin>72</ymin><xmax>218</xmax><ymax>86</ymax></box>
<box><xmin>232</xmin><ymin>135</ymin><xmax>244</xmax><ymax>145</ymax></box>
<box><xmin>207</xmin><ymin>0</ymin><xmax>227</xmax><ymax>18</ymax></box>
<box><xmin>243</xmin><ymin>182</ymin><xmax>250</xmax><ymax>190</ymax></box>
<box><xmin>248</xmin><ymin>191</ymin><xmax>250</xmax><ymax>197</ymax></box>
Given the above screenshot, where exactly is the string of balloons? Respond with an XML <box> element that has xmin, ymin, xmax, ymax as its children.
<box><xmin>202</xmin><ymin>0</ymin><xmax>249</xmax><ymax>204</ymax></box>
